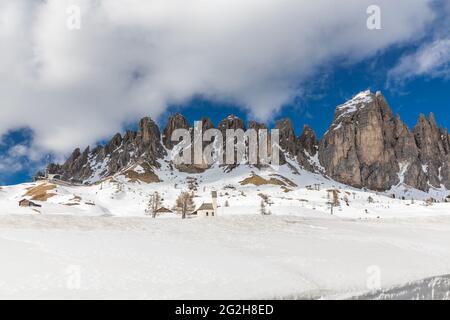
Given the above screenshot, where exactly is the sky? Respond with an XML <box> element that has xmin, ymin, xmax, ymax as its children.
<box><xmin>0</xmin><ymin>0</ymin><xmax>449</xmax><ymax>185</ymax></box>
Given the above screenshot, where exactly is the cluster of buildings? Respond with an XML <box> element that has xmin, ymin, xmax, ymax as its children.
<box><xmin>154</xmin><ymin>191</ymin><xmax>218</xmax><ymax>217</ymax></box>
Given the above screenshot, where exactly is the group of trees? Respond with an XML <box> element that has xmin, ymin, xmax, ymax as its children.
<box><xmin>175</xmin><ymin>191</ymin><xmax>196</xmax><ymax>219</ymax></box>
<box><xmin>146</xmin><ymin>191</ymin><xmax>195</xmax><ymax>219</ymax></box>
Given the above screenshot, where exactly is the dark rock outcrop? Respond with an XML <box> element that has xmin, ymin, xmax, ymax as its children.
<box><xmin>297</xmin><ymin>125</ymin><xmax>319</xmax><ymax>171</ymax></box>
<box><xmin>298</xmin><ymin>125</ymin><xmax>318</xmax><ymax>156</ymax></box>
<box><xmin>136</xmin><ymin>117</ymin><xmax>165</xmax><ymax>161</ymax></box>
<box><xmin>163</xmin><ymin>113</ymin><xmax>190</xmax><ymax>149</ymax></box>
<box><xmin>413</xmin><ymin>113</ymin><xmax>450</xmax><ymax>189</ymax></box>
<box><xmin>392</xmin><ymin>115</ymin><xmax>427</xmax><ymax>190</ymax></box>
<box><xmin>275</xmin><ymin>118</ymin><xmax>297</xmax><ymax>156</ymax></box>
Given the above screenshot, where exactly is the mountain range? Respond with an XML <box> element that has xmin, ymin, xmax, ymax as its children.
<box><xmin>38</xmin><ymin>90</ymin><xmax>450</xmax><ymax>193</ymax></box>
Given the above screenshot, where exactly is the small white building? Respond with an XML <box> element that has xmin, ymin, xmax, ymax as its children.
<box><xmin>196</xmin><ymin>203</ymin><xmax>215</xmax><ymax>217</ymax></box>
<box><xmin>194</xmin><ymin>191</ymin><xmax>218</xmax><ymax>217</ymax></box>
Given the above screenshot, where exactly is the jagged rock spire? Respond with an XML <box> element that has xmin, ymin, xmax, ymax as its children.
<box><xmin>413</xmin><ymin>113</ymin><xmax>450</xmax><ymax>189</ymax></box>
<box><xmin>163</xmin><ymin>113</ymin><xmax>190</xmax><ymax>149</ymax></box>
<box><xmin>298</xmin><ymin>125</ymin><xmax>318</xmax><ymax>156</ymax></box>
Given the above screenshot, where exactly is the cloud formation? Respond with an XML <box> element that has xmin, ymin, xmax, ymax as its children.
<box><xmin>0</xmin><ymin>0</ymin><xmax>438</xmax><ymax>158</ymax></box>
<box><xmin>389</xmin><ymin>38</ymin><xmax>450</xmax><ymax>83</ymax></box>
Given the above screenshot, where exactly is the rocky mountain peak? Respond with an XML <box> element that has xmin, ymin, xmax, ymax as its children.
<box><xmin>106</xmin><ymin>133</ymin><xmax>122</xmax><ymax>153</ymax></box>
<box><xmin>163</xmin><ymin>113</ymin><xmax>190</xmax><ymax>149</ymax></box>
<box><xmin>298</xmin><ymin>125</ymin><xmax>318</xmax><ymax>156</ymax></box>
<box><xmin>200</xmin><ymin>117</ymin><xmax>215</xmax><ymax>131</ymax></box>
<box><xmin>334</xmin><ymin>90</ymin><xmax>374</xmax><ymax>118</ymax></box>
<box><xmin>320</xmin><ymin>91</ymin><xmax>402</xmax><ymax>190</ymax></box>
<box><xmin>218</xmin><ymin>115</ymin><xmax>245</xmax><ymax>133</ymax></box>
<box><xmin>413</xmin><ymin>112</ymin><xmax>450</xmax><ymax>188</ymax></box>
<box><xmin>139</xmin><ymin>117</ymin><xmax>159</xmax><ymax>143</ymax></box>
<box><xmin>320</xmin><ymin>91</ymin><xmax>450</xmax><ymax>191</ymax></box>
<box><xmin>137</xmin><ymin>117</ymin><xmax>165</xmax><ymax>161</ymax></box>
<box><xmin>275</xmin><ymin>118</ymin><xmax>296</xmax><ymax>156</ymax></box>
<box><xmin>295</xmin><ymin>125</ymin><xmax>319</xmax><ymax>172</ymax></box>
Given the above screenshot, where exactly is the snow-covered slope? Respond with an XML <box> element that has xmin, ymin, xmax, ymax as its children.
<box><xmin>1</xmin><ymin>213</ymin><xmax>450</xmax><ymax>299</ymax></box>
<box><xmin>1</xmin><ymin>151</ymin><xmax>450</xmax><ymax>300</ymax></box>
<box><xmin>1</xmin><ymin>156</ymin><xmax>449</xmax><ymax>219</ymax></box>
<box><xmin>351</xmin><ymin>275</ymin><xmax>450</xmax><ymax>300</ymax></box>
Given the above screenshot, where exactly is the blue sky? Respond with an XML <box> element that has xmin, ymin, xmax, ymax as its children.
<box><xmin>165</xmin><ymin>30</ymin><xmax>450</xmax><ymax>138</ymax></box>
<box><xmin>0</xmin><ymin>0</ymin><xmax>449</xmax><ymax>185</ymax></box>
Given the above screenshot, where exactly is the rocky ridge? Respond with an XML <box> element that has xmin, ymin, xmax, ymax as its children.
<box><xmin>40</xmin><ymin>91</ymin><xmax>449</xmax><ymax>192</ymax></box>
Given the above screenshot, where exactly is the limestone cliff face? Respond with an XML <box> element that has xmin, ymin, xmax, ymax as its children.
<box><xmin>393</xmin><ymin>115</ymin><xmax>427</xmax><ymax>191</ymax></box>
<box><xmin>319</xmin><ymin>91</ymin><xmax>392</xmax><ymax>190</ymax></box>
<box><xmin>319</xmin><ymin>91</ymin><xmax>450</xmax><ymax>191</ymax></box>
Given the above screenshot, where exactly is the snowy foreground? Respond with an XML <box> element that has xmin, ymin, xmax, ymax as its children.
<box><xmin>1</xmin><ymin>213</ymin><xmax>450</xmax><ymax>300</ymax></box>
<box><xmin>1</xmin><ymin>162</ymin><xmax>450</xmax><ymax>299</ymax></box>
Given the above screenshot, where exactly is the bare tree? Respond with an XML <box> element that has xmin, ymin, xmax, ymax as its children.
<box><xmin>332</xmin><ymin>189</ymin><xmax>340</xmax><ymax>207</ymax></box>
<box><xmin>175</xmin><ymin>191</ymin><xmax>196</xmax><ymax>219</ymax></box>
<box><xmin>146</xmin><ymin>191</ymin><xmax>162</xmax><ymax>218</ymax></box>
<box><xmin>327</xmin><ymin>201</ymin><xmax>334</xmax><ymax>215</ymax></box>
<box><xmin>343</xmin><ymin>195</ymin><xmax>349</xmax><ymax>206</ymax></box>
<box><xmin>327</xmin><ymin>189</ymin><xmax>340</xmax><ymax>207</ymax></box>
<box><xmin>260</xmin><ymin>199</ymin><xmax>267</xmax><ymax>215</ymax></box>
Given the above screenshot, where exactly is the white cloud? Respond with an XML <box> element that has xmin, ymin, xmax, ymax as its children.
<box><xmin>8</xmin><ymin>144</ymin><xmax>28</xmax><ymax>157</ymax></box>
<box><xmin>389</xmin><ymin>38</ymin><xmax>450</xmax><ymax>83</ymax></box>
<box><xmin>0</xmin><ymin>149</ymin><xmax>26</xmax><ymax>181</ymax></box>
<box><xmin>0</xmin><ymin>142</ymin><xmax>51</xmax><ymax>183</ymax></box>
<box><xmin>0</xmin><ymin>0</ymin><xmax>438</xmax><ymax>158</ymax></box>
